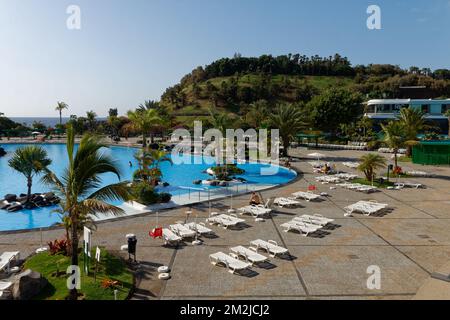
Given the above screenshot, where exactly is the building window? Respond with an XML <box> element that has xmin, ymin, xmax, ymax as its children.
<box><xmin>421</xmin><ymin>104</ymin><xmax>430</xmax><ymax>114</ymax></box>
<box><xmin>366</xmin><ymin>105</ymin><xmax>376</xmax><ymax>113</ymax></box>
<box><xmin>442</xmin><ymin>104</ymin><xmax>450</xmax><ymax>114</ymax></box>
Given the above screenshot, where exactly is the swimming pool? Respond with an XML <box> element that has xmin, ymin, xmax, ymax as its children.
<box><xmin>0</xmin><ymin>143</ymin><xmax>296</xmax><ymax>231</ymax></box>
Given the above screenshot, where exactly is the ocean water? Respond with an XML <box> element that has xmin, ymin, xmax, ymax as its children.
<box><xmin>10</xmin><ymin>117</ymin><xmax>106</xmax><ymax>127</ymax></box>
<box><xmin>0</xmin><ymin>143</ymin><xmax>296</xmax><ymax>231</ymax></box>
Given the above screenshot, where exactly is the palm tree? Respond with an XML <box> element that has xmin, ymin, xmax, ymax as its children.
<box><xmin>41</xmin><ymin>125</ymin><xmax>131</xmax><ymax>300</ymax></box>
<box><xmin>55</xmin><ymin>102</ymin><xmax>68</xmax><ymax>127</ymax></box>
<box><xmin>208</xmin><ymin>107</ymin><xmax>233</xmax><ymax>133</ymax></box>
<box><xmin>134</xmin><ymin>149</ymin><xmax>172</xmax><ymax>186</ymax></box>
<box><xmin>8</xmin><ymin>146</ymin><xmax>52</xmax><ymax>203</ymax></box>
<box><xmin>245</xmin><ymin>100</ymin><xmax>269</xmax><ymax>129</ymax></box>
<box><xmin>269</xmin><ymin>104</ymin><xmax>307</xmax><ymax>157</ymax></box>
<box><xmin>86</xmin><ymin>110</ymin><xmax>97</xmax><ymax>132</ymax></box>
<box><xmin>127</xmin><ymin>109</ymin><xmax>163</xmax><ymax>147</ymax></box>
<box><xmin>397</xmin><ymin>108</ymin><xmax>426</xmax><ymax>157</ymax></box>
<box><xmin>358</xmin><ymin>153</ymin><xmax>387</xmax><ymax>181</ymax></box>
<box><xmin>381</xmin><ymin>121</ymin><xmax>406</xmax><ymax>169</ymax></box>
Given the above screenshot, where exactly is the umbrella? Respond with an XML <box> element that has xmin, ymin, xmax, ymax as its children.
<box><xmin>31</xmin><ymin>131</ymin><xmax>41</xmax><ymax>135</ymax></box>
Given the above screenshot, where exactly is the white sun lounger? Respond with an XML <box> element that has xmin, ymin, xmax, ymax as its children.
<box><xmin>250</xmin><ymin>239</ymin><xmax>289</xmax><ymax>258</ymax></box>
<box><xmin>295</xmin><ymin>214</ymin><xmax>334</xmax><ymax>226</ymax></box>
<box><xmin>344</xmin><ymin>201</ymin><xmax>388</xmax><ymax>216</ymax></box>
<box><xmin>280</xmin><ymin>221</ymin><xmax>322</xmax><ymax>236</ymax></box>
<box><xmin>395</xmin><ymin>182</ymin><xmax>424</xmax><ymax>189</ymax></box>
<box><xmin>209</xmin><ymin>252</ymin><xmax>251</xmax><ymax>274</ymax></box>
<box><xmin>0</xmin><ymin>251</ymin><xmax>20</xmax><ymax>273</ymax></box>
<box><xmin>273</xmin><ymin>197</ymin><xmax>301</xmax><ymax>208</ymax></box>
<box><xmin>162</xmin><ymin>228</ymin><xmax>182</xmax><ymax>245</ymax></box>
<box><xmin>185</xmin><ymin>222</ymin><xmax>214</xmax><ymax>235</ymax></box>
<box><xmin>238</xmin><ymin>205</ymin><xmax>271</xmax><ymax>218</ymax></box>
<box><xmin>169</xmin><ymin>224</ymin><xmax>197</xmax><ymax>239</ymax></box>
<box><xmin>207</xmin><ymin>214</ymin><xmax>245</xmax><ymax>229</ymax></box>
<box><xmin>291</xmin><ymin>191</ymin><xmax>321</xmax><ymax>202</ymax></box>
<box><xmin>0</xmin><ymin>281</ymin><xmax>13</xmax><ymax>299</ymax></box>
<box><xmin>230</xmin><ymin>246</ymin><xmax>269</xmax><ymax>265</ymax></box>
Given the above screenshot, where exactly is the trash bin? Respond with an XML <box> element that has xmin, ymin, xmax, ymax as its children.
<box><xmin>127</xmin><ymin>235</ymin><xmax>137</xmax><ymax>262</ymax></box>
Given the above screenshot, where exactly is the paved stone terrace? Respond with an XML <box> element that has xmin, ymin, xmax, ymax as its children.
<box><xmin>1</xmin><ymin>148</ymin><xmax>450</xmax><ymax>300</ymax></box>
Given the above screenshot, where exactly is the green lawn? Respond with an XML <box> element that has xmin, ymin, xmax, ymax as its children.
<box><xmin>398</xmin><ymin>156</ymin><xmax>412</xmax><ymax>163</ymax></box>
<box><xmin>353</xmin><ymin>178</ymin><xmax>395</xmax><ymax>189</ymax></box>
<box><xmin>24</xmin><ymin>249</ymin><xmax>133</xmax><ymax>300</ymax></box>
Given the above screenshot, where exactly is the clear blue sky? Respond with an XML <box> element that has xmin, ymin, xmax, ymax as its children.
<box><xmin>1</xmin><ymin>0</ymin><xmax>449</xmax><ymax>117</ymax></box>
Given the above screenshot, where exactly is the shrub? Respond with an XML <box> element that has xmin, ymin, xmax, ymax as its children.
<box><xmin>367</xmin><ymin>140</ymin><xmax>381</xmax><ymax>151</ymax></box>
<box><xmin>48</xmin><ymin>239</ymin><xmax>69</xmax><ymax>256</ymax></box>
<box><xmin>159</xmin><ymin>193</ymin><xmax>172</xmax><ymax>203</ymax></box>
<box><xmin>133</xmin><ymin>183</ymin><xmax>160</xmax><ymax>205</ymax></box>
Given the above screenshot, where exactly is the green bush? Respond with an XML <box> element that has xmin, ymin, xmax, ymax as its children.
<box><xmin>367</xmin><ymin>140</ymin><xmax>381</xmax><ymax>151</ymax></box>
<box><xmin>159</xmin><ymin>193</ymin><xmax>172</xmax><ymax>203</ymax></box>
<box><xmin>133</xmin><ymin>183</ymin><xmax>160</xmax><ymax>205</ymax></box>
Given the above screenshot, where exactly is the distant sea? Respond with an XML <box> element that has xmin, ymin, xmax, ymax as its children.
<box><xmin>10</xmin><ymin>117</ymin><xmax>106</xmax><ymax>127</ymax></box>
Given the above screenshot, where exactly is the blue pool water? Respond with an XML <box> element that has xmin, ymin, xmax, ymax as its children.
<box><xmin>0</xmin><ymin>144</ymin><xmax>296</xmax><ymax>231</ymax></box>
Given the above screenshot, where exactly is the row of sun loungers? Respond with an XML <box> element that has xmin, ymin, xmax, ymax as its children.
<box><xmin>291</xmin><ymin>191</ymin><xmax>321</xmax><ymax>202</ymax></box>
<box><xmin>337</xmin><ymin>183</ymin><xmax>378</xmax><ymax>193</ymax></box>
<box><xmin>207</xmin><ymin>214</ymin><xmax>246</xmax><ymax>229</ymax></box>
<box><xmin>342</xmin><ymin>161</ymin><xmax>360</xmax><ymax>169</ymax></box>
<box><xmin>162</xmin><ymin>222</ymin><xmax>215</xmax><ymax>245</ymax></box>
<box><xmin>406</xmin><ymin>170</ymin><xmax>434</xmax><ymax>177</ymax></box>
<box><xmin>335</xmin><ymin>173</ymin><xmax>358</xmax><ymax>181</ymax></box>
<box><xmin>209</xmin><ymin>240</ymin><xmax>290</xmax><ymax>274</ymax></box>
<box><xmin>281</xmin><ymin>214</ymin><xmax>335</xmax><ymax>236</ymax></box>
<box><xmin>344</xmin><ymin>201</ymin><xmax>388</xmax><ymax>216</ymax></box>
<box><xmin>316</xmin><ymin>176</ymin><xmax>341</xmax><ymax>184</ymax></box>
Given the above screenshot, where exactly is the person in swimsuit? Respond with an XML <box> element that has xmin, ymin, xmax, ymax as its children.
<box><xmin>249</xmin><ymin>192</ymin><xmax>262</xmax><ymax>206</ymax></box>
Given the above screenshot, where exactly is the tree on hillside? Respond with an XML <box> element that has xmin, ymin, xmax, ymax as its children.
<box><xmin>245</xmin><ymin>100</ymin><xmax>270</xmax><ymax>129</ymax></box>
<box><xmin>308</xmin><ymin>88</ymin><xmax>363</xmax><ymax>134</ymax></box>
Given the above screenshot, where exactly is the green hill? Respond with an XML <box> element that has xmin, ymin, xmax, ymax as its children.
<box><xmin>161</xmin><ymin>74</ymin><xmax>355</xmax><ymax>126</ymax></box>
<box><xmin>158</xmin><ymin>54</ymin><xmax>450</xmax><ymax>127</ymax></box>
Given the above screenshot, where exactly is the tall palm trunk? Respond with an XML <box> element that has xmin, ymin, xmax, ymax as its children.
<box><xmin>142</xmin><ymin>133</ymin><xmax>147</xmax><ymax>147</ymax></box>
<box><xmin>59</xmin><ymin>111</ymin><xmax>62</xmax><ymax>127</ymax></box>
<box><xmin>69</xmin><ymin>215</ymin><xmax>79</xmax><ymax>300</ymax></box>
<box><xmin>394</xmin><ymin>152</ymin><xmax>398</xmax><ymax>169</ymax></box>
<box><xmin>27</xmin><ymin>177</ymin><xmax>32</xmax><ymax>204</ymax></box>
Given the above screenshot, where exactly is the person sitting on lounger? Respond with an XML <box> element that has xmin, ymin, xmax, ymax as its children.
<box><xmin>249</xmin><ymin>192</ymin><xmax>262</xmax><ymax>206</ymax></box>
